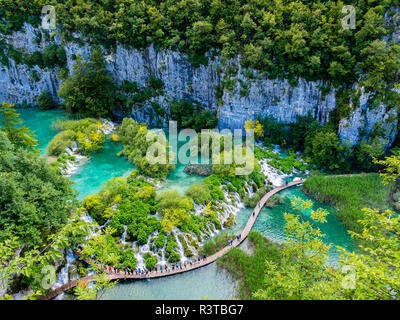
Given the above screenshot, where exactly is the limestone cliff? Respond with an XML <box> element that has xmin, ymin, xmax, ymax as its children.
<box><xmin>0</xmin><ymin>24</ymin><xmax>398</xmax><ymax>148</ymax></box>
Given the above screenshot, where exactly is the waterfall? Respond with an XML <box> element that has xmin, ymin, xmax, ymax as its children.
<box><xmin>99</xmin><ymin>119</ymin><xmax>116</xmax><ymax>135</ymax></box>
<box><xmin>193</xmin><ymin>203</ymin><xmax>206</xmax><ymax>216</ymax></box>
<box><xmin>259</xmin><ymin>159</ymin><xmax>288</xmax><ymax>187</ymax></box>
<box><xmin>53</xmin><ymin>250</ymin><xmax>77</xmax><ymax>300</ymax></box>
<box><xmin>60</xmin><ymin>142</ymin><xmax>87</xmax><ymax>177</ymax></box>
<box><xmin>182</xmin><ymin>234</ymin><xmax>198</xmax><ymax>257</ymax></box>
<box><xmin>98</xmin><ymin>219</ymin><xmax>110</xmax><ymax>231</ymax></box>
<box><xmin>174</xmin><ymin>232</ymin><xmax>188</xmax><ymax>263</ymax></box>
<box><xmin>133</xmin><ymin>242</ymin><xmax>145</xmax><ymax>269</ymax></box>
<box><xmin>121</xmin><ymin>225</ymin><xmax>128</xmax><ymax>244</ymax></box>
<box><xmin>141</xmin><ymin>235</ymin><xmax>152</xmax><ymax>253</ymax></box>
<box><xmin>244</xmin><ymin>182</ymin><xmax>255</xmax><ymax>198</ymax></box>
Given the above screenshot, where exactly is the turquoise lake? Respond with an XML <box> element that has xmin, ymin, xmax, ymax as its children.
<box><xmin>15</xmin><ymin>108</ymin><xmax>355</xmax><ymax>300</ymax></box>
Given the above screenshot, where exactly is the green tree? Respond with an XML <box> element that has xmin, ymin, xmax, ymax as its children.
<box><xmin>254</xmin><ymin>197</ymin><xmax>333</xmax><ymax>300</ymax></box>
<box><xmin>59</xmin><ymin>46</ymin><xmax>115</xmax><ymax>117</ymax></box>
<box><xmin>0</xmin><ymin>209</ymin><xmax>90</xmax><ymax>299</ymax></box>
<box><xmin>0</xmin><ymin>102</ymin><xmax>38</xmax><ymax>152</ymax></box>
<box><xmin>169</xmin><ymin>99</ymin><xmax>218</xmax><ymax>131</ymax></box>
<box><xmin>75</xmin><ymin>226</ymin><xmax>119</xmax><ymax>300</ymax></box>
<box><xmin>306</xmin><ymin>129</ymin><xmax>346</xmax><ymax>172</ymax></box>
<box><xmin>373</xmin><ymin>151</ymin><xmax>400</xmax><ymax>203</ymax></box>
<box><xmin>185</xmin><ymin>183</ymin><xmax>211</xmax><ymax>205</ymax></box>
<box><xmin>0</xmin><ymin>131</ymin><xmax>75</xmax><ymax>246</ymax></box>
<box><xmin>37</xmin><ymin>90</ymin><xmax>56</xmax><ymax>110</ymax></box>
<box><xmin>330</xmin><ymin>207</ymin><xmax>400</xmax><ymax>300</ymax></box>
<box><xmin>118</xmin><ymin>118</ymin><xmax>175</xmax><ymax>178</ymax></box>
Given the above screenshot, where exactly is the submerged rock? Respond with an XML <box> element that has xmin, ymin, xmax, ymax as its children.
<box><xmin>183</xmin><ymin>163</ymin><xmax>213</xmax><ymax>176</ymax></box>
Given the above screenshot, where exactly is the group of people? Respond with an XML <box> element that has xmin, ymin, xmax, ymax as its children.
<box><xmin>228</xmin><ymin>234</ymin><xmax>242</xmax><ymax>246</ymax></box>
<box><xmin>104</xmin><ymin>255</ymin><xmax>208</xmax><ymax>277</ymax></box>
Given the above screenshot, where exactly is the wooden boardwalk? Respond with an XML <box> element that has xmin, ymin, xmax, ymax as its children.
<box><xmin>40</xmin><ymin>179</ymin><xmax>305</xmax><ymax>300</ymax></box>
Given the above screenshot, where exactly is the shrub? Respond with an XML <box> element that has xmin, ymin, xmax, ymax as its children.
<box><xmin>169</xmin><ymin>99</ymin><xmax>218</xmax><ymax>131</ymax></box>
<box><xmin>47</xmin><ymin>130</ymin><xmax>76</xmax><ymax>156</ymax></box>
<box><xmin>201</xmin><ymin>232</ymin><xmax>234</xmax><ymax>256</ymax></box>
<box><xmin>185</xmin><ymin>183</ymin><xmax>211</xmax><ymax>204</ymax></box>
<box><xmin>37</xmin><ymin>90</ymin><xmax>56</xmax><ymax>110</ymax></box>
<box><xmin>119</xmin><ymin>248</ymin><xmax>137</xmax><ymax>269</ymax></box>
<box><xmin>144</xmin><ymin>253</ymin><xmax>157</xmax><ymax>270</ymax></box>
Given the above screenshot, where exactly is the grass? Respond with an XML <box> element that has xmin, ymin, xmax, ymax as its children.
<box><xmin>200</xmin><ymin>232</ymin><xmax>234</xmax><ymax>256</ymax></box>
<box><xmin>302</xmin><ymin>173</ymin><xmax>392</xmax><ymax>234</ymax></box>
<box><xmin>216</xmin><ymin>231</ymin><xmax>282</xmax><ymax>299</ymax></box>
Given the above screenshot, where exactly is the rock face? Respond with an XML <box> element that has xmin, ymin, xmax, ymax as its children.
<box><xmin>0</xmin><ymin>23</ymin><xmax>398</xmax><ymax>149</ymax></box>
<box><xmin>183</xmin><ymin>163</ymin><xmax>214</xmax><ymax>176</ymax></box>
<box><xmin>338</xmin><ymin>88</ymin><xmax>399</xmax><ymax>148</ymax></box>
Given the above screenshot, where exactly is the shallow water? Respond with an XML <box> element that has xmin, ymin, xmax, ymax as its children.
<box><xmin>5</xmin><ymin>108</ymin><xmax>71</xmax><ymax>155</ymax></box>
<box><xmin>71</xmin><ymin>139</ymin><xmax>134</xmax><ymax>200</ymax></box>
<box><xmin>100</xmin><ymin>263</ymin><xmax>238</xmax><ymax>300</ymax></box>
<box><xmin>14</xmin><ymin>109</ymin><xmax>354</xmax><ymax>299</ymax></box>
<box><xmin>162</xmin><ymin>162</ymin><xmax>205</xmax><ymax>195</ymax></box>
<box><xmin>255</xmin><ymin>187</ymin><xmax>354</xmax><ymax>266</ymax></box>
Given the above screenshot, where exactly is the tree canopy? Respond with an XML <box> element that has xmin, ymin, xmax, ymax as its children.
<box><xmin>0</xmin><ymin>131</ymin><xmax>76</xmax><ymax>246</ymax></box>
<box><xmin>59</xmin><ymin>46</ymin><xmax>115</xmax><ymax>117</ymax></box>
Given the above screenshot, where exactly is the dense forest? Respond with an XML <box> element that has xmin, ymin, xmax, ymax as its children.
<box><xmin>1</xmin><ymin>1</ymin><xmax>399</xmax><ymax>100</ymax></box>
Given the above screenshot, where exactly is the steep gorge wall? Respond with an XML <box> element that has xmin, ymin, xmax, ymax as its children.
<box><xmin>0</xmin><ymin>24</ymin><xmax>398</xmax><ymax>148</ymax></box>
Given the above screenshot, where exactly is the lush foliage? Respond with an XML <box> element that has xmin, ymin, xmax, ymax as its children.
<box><xmin>216</xmin><ymin>185</ymin><xmax>400</xmax><ymax>300</ymax></box>
<box><xmin>118</xmin><ymin>118</ymin><xmax>175</xmax><ymax>178</ymax></box>
<box><xmin>59</xmin><ymin>46</ymin><xmax>115</xmax><ymax>117</ymax></box>
<box><xmin>157</xmin><ymin>189</ymin><xmax>194</xmax><ymax>232</ymax></box>
<box><xmin>0</xmin><ymin>102</ymin><xmax>38</xmax><ymax>152</ymax></box>
<box><xmin>2</xmin><ymin>0</ymin><xmax>399</xmax><ymax>104</ymax></box>
<box><xmin>0</xmin><ymin>131</ymin><xmax>76</xmax><ymax>246</ymax></box>
<box><xmin>212</xmin><ymin>147</ymin><xmax>258</xmax><ymax>177</ymax></box>
<box><xmin>74</xmin><ymin>226</ymin><xmax>119</xmax><ymax>300</ymax></box>
<box><xmin>37</xmin><ymin>90</ymin><xmax>57</xmax><ymax>110</ymax></box>
<box><xmin>258</xmin><ymin>114</ymin><xmax>386</xmax><ymax>173</ymax></box>
<box><xmin>254</xmin><ymin>145</ymin><xmax>309</xmax><ymax>174</ymax></box>
<box><xmin>373</xmin><ymin>151</ymin><xmax>400</xmax><ymax>204</ymax></box>
<box><xmin>202</xmin><ymin>232</ymin><xmax>234</xmax><ymax>257</ymax></box>
<box><xmin>48</xmin><ymin>118</ymin><xmax>107</xmax><ymax>156</ymax></box>
<box><xmin>0</xmin><ymin>201</ymin><xmax>89</xmax><ymax>299</ymax></box>
<box><xmin>185</xmin><ymin>183</ymin><xmax>211</xmax><ymax>205</ymax></box>
<box><xmin>82</xmin><ymin>175</ymin><xmax>160</xmax><ymax>246</ymax></box>
<box><xmin>302</xmin><ymin>174</ymin><xmax>391</xmax><ymax>234</ymax></box>
<box><xmin>217</xmin><ymin>231</ymin><xmax>282</xmax><ymax>299</ymax></box>
<box><xmin>244</xmin><ymin>119</ymin><xmax>264</xmax><ymax>140</ymax></box>
<box><xmin>169</xmin><ymin>99</ymin><xmax>218</xmax><ymax>131</ymax></box>
<box><xmin>254</xmin><ymin>197</ymin><xmax>332</xmax><ymax>299</ymax></box>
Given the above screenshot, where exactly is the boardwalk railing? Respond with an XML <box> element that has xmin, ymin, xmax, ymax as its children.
<box><xmin>40</xmin><ymin>179</ymin><xmax>305</xmax><ymax>300</ymax></box>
